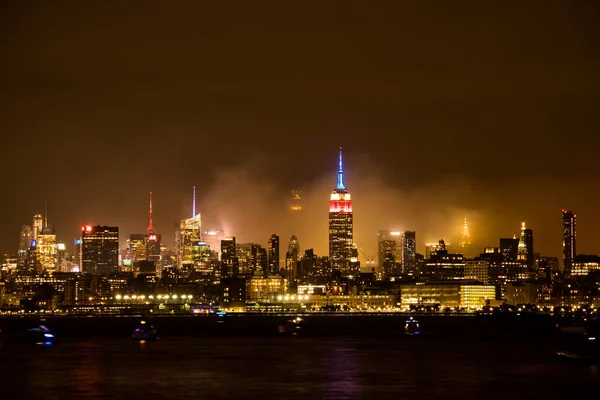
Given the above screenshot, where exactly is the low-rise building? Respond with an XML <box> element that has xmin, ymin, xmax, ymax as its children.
<box><xmin>401</xmin><ymin>282</ymin><xmax>495</xmax><ymax>309</ymax></box>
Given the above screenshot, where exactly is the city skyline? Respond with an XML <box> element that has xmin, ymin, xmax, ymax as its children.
<box><xmin>2</xmin><ymin>2</ymin><xmax>600</xmax><ymax>262</ymax></box>
<box><xmin>6</xmin><ymin>154</ymin><xmax>593</xmax><ymax>270</ymax></box>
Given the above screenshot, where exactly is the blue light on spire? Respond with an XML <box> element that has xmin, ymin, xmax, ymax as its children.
<box><xmin>336</xmin><ymin>147</ymin><xmax>346</xmax><ymax>190</ymax></box>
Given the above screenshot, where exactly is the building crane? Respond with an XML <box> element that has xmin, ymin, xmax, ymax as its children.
<box><xmin>357</xmin><ymin>246</ymin><xmax>376</xmax><ymax>271</ymax></box>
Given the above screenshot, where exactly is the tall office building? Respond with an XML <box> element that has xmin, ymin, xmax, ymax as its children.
<box><xmin>267</xmin><ymin>234</ymin><xmax>280</xmax><ymax>276</ymax></box>
<box><xmin>129</xmin><ymin>234</ymin><xmax>147</xmax><ymax>261</ymax></box>
<box><xmin>377</xmin><ymin>231</ymin><xmax>401</xmax><ymax>272</ymax></box>
<box><xmin>401</xmin><ymin>231</ymin><xmax>417</xmax><ymax>274</ymax></box>
<box><xmin>32</xmin><ymin>214</ymin><xmax>43</xmax><ymax>241</ymax></box>
<box><xmin>18</xmin><ymin>225</ymin><xmax>32</xmax><ymax>263</ymax></box>
<box><xmin>221</xmin><ymin>237</ymin><xmax>239</xmax><ymax>278</ymax></box>
<box><xmin>286</xmin><ymin>235</ymin><xmax>300</xmax><ymax>281</ymax></box>
<box><xmin>517</xmin><ymin>222</ymin><xmax>534</xmax><ymax>268</ymax></box>
<box><xmin>177</xmin><ymin>187</ymin><xmax>203</xmax><ymax>270</ymax></box>
<box><xmin>500</xmin><ymin>237</ymin><xmax>519</xmax><ymax>261</ymax></box>
<box><xmin>81</xmin><ymin>225</ymin><xmax>119</xmax><ymax>275</ymax></box>
<box><xmin>37</xmin><ymin>227</ymin><xmax>57</xmax><ymax>273</ymax></box>
<box><xmin>378</xmin><ymin>236</ymin><xmax>397</xmax><ymax>276</ymax></box>
<box><xmin>328</xmin><ymin>148</ymin><xmax>354</xmax><ymax>275</ymax></box>
<box><xmin>562</xmin><ymin>210</ymin><xmax>576</xmax><ymax>273</ymax></box>
<box><xmin>177</xmin><ymin>216</ymin><xmax>202</xmax><ymax>270</ymax></box>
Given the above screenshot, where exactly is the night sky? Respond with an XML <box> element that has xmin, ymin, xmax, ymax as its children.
<box><xmin>1</xmin><ymin>2</ymin><xmax>599</xmax><ymax>263</ymax></box>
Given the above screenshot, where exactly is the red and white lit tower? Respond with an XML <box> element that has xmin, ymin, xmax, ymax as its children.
<box><xmin>146</xmin><ymin>191</ymin><xmax>161</xmax><ymax>265</ymax></box>
<box><xmin>328</xmin><ymin>148</ymin><xmax>355</xmax><ymax>275</ymax></box>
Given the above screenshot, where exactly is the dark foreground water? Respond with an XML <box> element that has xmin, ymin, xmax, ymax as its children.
<box><xmin>1</xmin><ymin>315</ymin><xmax>599</xmax><ymax>399</ymax></box>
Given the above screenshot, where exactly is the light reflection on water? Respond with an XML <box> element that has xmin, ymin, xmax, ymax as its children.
<box><xmin>0</xmin><ymin>336</ymin><xmax>599</xmax><ymax>399</ymax></box>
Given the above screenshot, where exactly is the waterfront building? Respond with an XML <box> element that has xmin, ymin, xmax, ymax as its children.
<box><xmin>400</xmin><ymin>282</ymin><xmax>495</xmax><ymax>309</ymax></box>
<box><xmin>505</xmin><ymin>282</ymin><xmax>542</xmax><ymax>305</ymax></box>
<box><xmin>246</xmin><ymin>275</ymin><xmax>288</xmax><ymax>303</ymax></box>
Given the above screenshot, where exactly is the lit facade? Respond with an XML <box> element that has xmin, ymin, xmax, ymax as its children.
<box><xmin>36</xmin><ymin>230</ymin><xmax>57</xmax><ymax>273</ymax></box>
<box><xmin>329</xmin><ymin>149</ymin><xmax>355</xmax><ymax>276</ymax></box>
<box><xmin>517</xmin><ymin>222</ymin><xmax>534</xmax><ymax>267</ymax></box>
<box><xmin>306</xmin><ymin>294</ymin><xmax>397</xmax><ymax>310</ymax></box>
<box><xmin>401</xmin><ymin>283</ymin><xmax>495</xmax><ymax>309</ymax></box>
<box><xmin>221</xmin><ymin>237</ymin><xmax>239</xmax><ymax>278</ymax></box>
<box><xmin>129</xmin><ymin>234</ymin><xmax>147</xmax><ymax>261</ymax></box>
<box><xmin>267</xmin><ymin>234</ymin><xmax>280</xmax><ymax>276</ymax></box>
<box><xmin>246</xmin><ymin>275</ymin><xmax>288</xmax><ymax>302</ymax></box>
<box><xmin>81</xmin><ymin>225</ymin><xmax>119</xmax><ymax>275</ymax></box>
<box><xmin>460</xmin><ymin>217</ymin><xmax>471</xmax><ymax>255</ymax></box>
<box><xmin>562</xmin><ymin>210</ymin><xmax>576</xmax><ymax>274</ymax></box>
<box><xmin>464</xmin><ymin>260</ymin><xmax>489</xmax><ymax>284</ymax></box>
<box><xmin>177</xmin><ymin>214</ymin><xmax>202</xmax><ymax>270</ymax></box>
<box><xmin>401</xmin><ymin>231</ymin><xmax>416</xmax><ymax>274</ymax></box>
<box><xmin>571</xmin><ymin>255</ymin><xmax>600</xmax><ymax>276</ymax></box>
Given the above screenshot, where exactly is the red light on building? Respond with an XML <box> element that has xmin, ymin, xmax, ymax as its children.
<box><xmin>148</xmin><ymin>234</ymin><xmax>157</xmax><ymax>241</ymax></box>
<box><xmin>85</xmin><ymin>225</ymin><xmax>92</xmax><ymax>232</ymax></box>
<box><xmin>329</xmin><ymin>200</ymin><xmax>353</xmax><ymax>213</ymax></box>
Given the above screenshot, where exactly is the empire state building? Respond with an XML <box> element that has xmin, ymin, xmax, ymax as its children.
<box><xmin>329</xmin><ymin>148</ymin><xmax>355</xmax><ymax>275</ymax></box>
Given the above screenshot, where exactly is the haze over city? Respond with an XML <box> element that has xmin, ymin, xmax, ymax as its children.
<box><xmin>1</xmin><ymin>1</ymin><xmax>599</xmax><ymax>261</ymax></box>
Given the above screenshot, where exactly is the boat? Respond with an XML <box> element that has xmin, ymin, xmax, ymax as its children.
<box><xmin>0</xmin><ymin>324</ymin><xmax>57</xmax><ymax>345</ymax></box>
<box><xmin>278</xmin><ymin>317</ymin><xmax>303</xmax><ymax>335</ymax></box>
<box><xmin>28</xmin><ymin>324</ymin><xmax>56</xmax><ymax>344</ymax></box>
<box><xmin>555</xmin><ymin>322</ymin><xmax>600</xmax><ymax>363</ymax></box>
<box><xmin>405</xmin><ymin>317</ymin><xmax>421</xmax><ymax>335</ymax></box>
<box><xmin>132</xmin><ymin>320</ymin><xmax>158</xmax><ymax>341</ymax></box>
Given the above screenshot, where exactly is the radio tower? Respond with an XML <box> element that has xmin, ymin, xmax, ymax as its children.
<box><xmin>147</xmin><ymin>192</ymin><xmax>154</xmax><ymax>234</ymax></box>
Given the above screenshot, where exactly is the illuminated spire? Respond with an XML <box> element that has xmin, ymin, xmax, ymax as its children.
<box><xmin>518</xmin><ymin>221</ymin><xmax>527</xmax><ymax>257</ymax></box>
<box><xmin>192</xmin><ymin>186</ymin><xmax>196</xmax><ymax>217</ymax></box>
<box><xmin>335</xmin><ymin>147</ymin><xmax>346</xmax><ymax>190</ymax></box>
<box><xmin>460</xmin><ymin>217</ymin><xmax>471</xmax><ymax>247</ymax></box>
<box><xmin>147</xmin><ymin>192</ymin><xmax>153</xmax><ymax>234</ymax></box>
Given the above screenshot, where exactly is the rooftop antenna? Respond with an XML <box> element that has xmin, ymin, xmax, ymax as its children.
<box><xmin>44</xmin><ymin>199</ymin><xmax>48</xmax><ymax>228</ymax></box>
<box><xmin>147</xmin><ymin>192</ymin><xmax>153</xmax><ymax>234</ymax></box>
<box><xmin>192</xmin><ymin>186</ymin><xmax>196</xmax><ymax>217</ymax></box>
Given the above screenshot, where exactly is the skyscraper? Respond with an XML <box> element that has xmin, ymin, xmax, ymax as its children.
<box><xmin>517</xmin><ymin>222</ymin><xmax>534</xmax><ymax>268</ymax></box>
<box><xmin>500</xmin><ymin>237</ymin><xmax>519</xmax><ymax>261</ymax></box>
<box><xmin>286</xmin><ymin>235</ymin><xmax>300</xmax><ymax>281</ymax></box>
<box><xmin>377</xmin><ymin>231</ymin><xmax>400</xmax><ymax>272</ymax></box>
<box><xmin>267</xmin><ymin>234</ymin><xmax>280</xmax><ymax>276</ymax></box>
<box><xmin>460</xmin><ymin>218</ymin><xmax>471</xmax><ymax>255</ymax></box>
<box><xmin>221</xmin><ymin>237</ymin><xmax>238</xmax><ymax>278</ymax></box>
<box><xmin>32</xmin><ymin>214</ymin><xmax>43</xmax><ymax>241</ymax></box>
<box><xmin>562</xmin><ymin>210</ymin><xmax>576</xmax><ymax>273</ymax></box>
<box><xmin>81</xmin><ymin>225</ymin><xmax>119</xmax><ymax>275</ymax></box>
<box><xmin>401</xmin><ymin>231</ymin><xmax>417</xmax><ymax>274</ymax></box>
<box><xmin>328</xmin><ymin>148</ymin><xmax>354</xmax><ymax>275</ymax></box>
<box><xmin>146</xmin><ymin>192</ymin><xmax>161</xmax><ymax>265</ymax></box>
<box><xmin>177</xmin><ymin>188</ymin><xmax>203</xmax><ymax>271</ymax></box>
